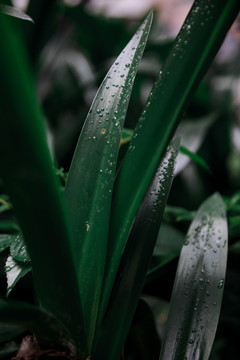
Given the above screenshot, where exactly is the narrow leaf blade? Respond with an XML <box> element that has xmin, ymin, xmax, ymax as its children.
<box><xmin>0</xmin><ymin>15</ymin><xmax>87</xmax><ymax>355</ymax></box>
<box><xmin>107</xmin><ymin>0</ymin><xmax>240</xmax><ymax>307</ymax></box>
<box><xmin>0</xmin><ymin>5</ymin><xmax>34</xmax><ymax>23</ymax></box>
<box><xmin>160</xmin><ymin>193</ymin><xmax>228</xmax><ymax>360</ymax></box>
<box><xmin>65</xmin><ymin>11</ymin><xmax>153</xmax><ymax>349</ymax></box>
<box><xmin>94</xmin><ymin>140</ymin><xmax>179</xmax><ymax>360</ymax></box>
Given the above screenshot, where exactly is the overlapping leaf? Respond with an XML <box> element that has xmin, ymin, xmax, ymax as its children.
<box><xmin>160</xmin><ymin>193</ymin><xmax>228</xmax><ymax>360</ymax></box>
<box><xmin>94</xmin><ymin>140</ymin><xmax>179</xmax><ymax>359</ymax></box>
<box><xmin>0</xmin><ymin>14</ymin><xmax>87</xmax><ymax>356</ymax></box>
<box><xmin>64</xmin><ymin>12</ymin><xmax>153</xmax><ymax>350</ymax></box>
<box><xmin>104</xmin><ymin>0</ymin><xmax>240</xmax><ymax>316</ymax></box>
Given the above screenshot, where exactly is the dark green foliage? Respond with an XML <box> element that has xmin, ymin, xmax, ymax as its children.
<box><xmin>0</xmin><ymin>0</ymin><xmax>239</xmax><ymax>359</ymax></box>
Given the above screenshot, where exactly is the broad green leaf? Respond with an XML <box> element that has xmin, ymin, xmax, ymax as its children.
<box><xmin>5</xmin><ymin>256</ymin><xmax>32</xmax><ymax>296</ymax></box>
<box><xmin>0</xmin><ymin>5</ymin><xmax>34</xmax><ymax>22</ymax></box>
<box><xmin>10</xmin><ymin>233</ymin><xmax>30</xmax><ymax>263</ymax></box>
<box><xmin>94</xmin><ymin>140</ymin><xmax>178</xmax><ymax>360</ymax></box>
<box><xmin>65</xmin><ymin>12</ymin><xmax>153</xmax><ymax>350</ymax></box>
<box><xmin>159</xmin><ymin>193</ymin><xmax>228</xmax><ymax>360</ymax></box>
<box><xmin>0</xmin><ymin>299</ymin><xmax>75</xmax><ymax>353</ymax></box>
<box><xmin>106</xmin><ymin>0</ymin><xmax>240</xmax><ymax>315</ymax></box>
<box><xmin>0</xmin><ymin>15</ymin><xmax>87</xmax><ymax>355</ymax></box>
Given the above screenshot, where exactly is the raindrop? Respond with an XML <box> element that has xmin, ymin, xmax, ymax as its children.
<box><xmin>217</xmin><ymin>279</ymin><xmax>224</xmax><ymax>289</ymax></box>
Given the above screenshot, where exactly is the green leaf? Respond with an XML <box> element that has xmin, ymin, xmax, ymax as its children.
<box><xmin>0</xmin><ymin>234</ymin><xmax>13</xmax><ymax>253</ymax></box>
<box><xmin>106</xmin><ymin>0</ymin><xmax>240</xmax><ymax>312</ymax></box>
<box><xmin>179</xmin><ymin>145</ymin><xmax>211</xmax><ymax>174</ymax></box>
<box><xmin>5</xmin><ymin>256</ymin><xmax>32</xmax><ymax>296</ymax></box>
<box><xmin>64</xmin><ymin>11</ymin><xmax>153</xmax><ymax>350</ymax></box>
<box><xmin>10</xmin><ymin>233</ymin><xmax>30</xmax><ymax>263</ymax></box>
<box><xmin>163</xmin><ymin>205</ymin><xmax>195</xmax><ymax>223</ymax></box>
<box><xmin>0</xmin><ymin>299</ymin><xmax>75</xmax><ymax>353</ymax></box>
<box><xmin>0</xmin><ymin>14</ymin><xmax>87</xmax><ymax>356</ymax></box>
<box><xmin>159</xmin><ymin>193</ymin><xmax>228</xmax><ymax>360</ymax></box>
<box><xmin>94</xmin><ymin>140</ymin><xmax>179</xmax><ymax>360</ymax></box>
<box><xmin>0</xmin><ymin>5</ymin><xmax>34</xmax><ymax>22</ymax></box>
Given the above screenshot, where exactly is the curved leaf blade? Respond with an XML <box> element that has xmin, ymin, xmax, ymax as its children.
<box><xmin>64</xmin><ymin>12</ymin><xmax>153</xmax><ymax>349</ymax></box>
<box><xmin>0</xmin><ymin>15</ymin><xmax>87</xmax><ymax>355</ymax></box>
<box><xmin>107</xmin><ymin>0</ymin><xmax>240</xmax><ymax>306</ymax></box>
<box><xmin>94</xmin><ymin>140</ymin><xmax>179</xmax><ymax>360</ymax></box>
<box><xmin>0</xmin><ymin>5</ymin><xmax>34</xmax><ymax>23</ymax></box>
<box><xmin>160</xmin><ymin>193</ymin><xmax>228</xmax><ymax>360</ymax></box>
<box><xmin>5</xmin><ymin>256</ymin><xmax>31</xmax><ymax>296</ymax></box>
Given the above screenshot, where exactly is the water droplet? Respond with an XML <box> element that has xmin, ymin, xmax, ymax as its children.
<box><xmin>217</xmin><ymin>279</ymin><xmax>224</xmax><ymax>289</ymax></box>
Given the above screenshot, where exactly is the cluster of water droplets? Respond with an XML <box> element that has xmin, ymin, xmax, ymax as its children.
<box><xmin>145</xmin><ymin>141</ymin><xmax>178</xmax><ymax>224</ymax></box>
<box><xmin>75</xmin><ymin>15</ymin><xmax>153</xmax><ymax>222</ymax></box>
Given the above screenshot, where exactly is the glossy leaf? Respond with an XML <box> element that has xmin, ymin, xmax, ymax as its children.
<box><xmin>10</xmin><ymin>233</ymin><xmax>30</xmax><ymax>263</ymax></box>
<box><xmin>0</xmin><ymin>299</ymin><xmax>75</xmax><ymax>353</ymax></box>
<box><xmin>94</xmin><ymin>140</ymin><xmax>179</xmax><ymax>360</ymax></box>
<box><xmin>106</xmin><ymin>0</ymin><xmax>240</xmax><ymax>313</ymax></box>
<box><xmin>5</xmin><ymin>256</ymin><xmax>32</xmax><ymax>296</ymax></box>
<box><xmin>64</xmin><ymin>12</ymin><xmax>153</xmax><ymax>350</ymax></box>
<box><xmin>0</xmin><ymin>5</ymin><xmax>34</xmax><ymax>22</ymax></box>
<box><xmin>159</xmin><ymin>193</ymin><xmax>228</xmax><ymax>360</ymax></box>
<box><xmin>0</xmin><ymin>14</ymin><xmax>87</xmax><ymax>356</ymax></box>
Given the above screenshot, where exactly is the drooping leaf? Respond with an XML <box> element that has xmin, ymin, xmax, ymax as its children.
<box><xmin>0</xmin><ymin>5</ymin><xmax>34</xmax><ymax>22</ymax></box>
<box><xmin>5</xmin><ymin>256</ymin><xmax>32</xmax><ymax>296</ymax></box>
<box><xmin>0</xmin><ymin>14</ymin><xmax>87</xmax><ymax>356</ymax></box>
<box><xmin>159</xmin><ymin>193</ymin><xmax>228</xmax><ymax>360</ymax></box>
<box><xmin>105</xmin><ymin>0</ymin><xmax>240</xmax><ymax>315</ymax></box>
<box><xmin>65</xmin><ymin>12</ymin><xmax>153</xmax><ymax>350</ymax></box>
<box><xmin>94</xmin><ymin>140</ymin><xmax>179</xmax><ymax>360</ymax></box>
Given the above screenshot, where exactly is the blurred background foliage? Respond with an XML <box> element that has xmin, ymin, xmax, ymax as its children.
<box><xmin>1</xmin><ymin>0</ymin><xmax>240</xmax><ymax>359</ymax></box>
